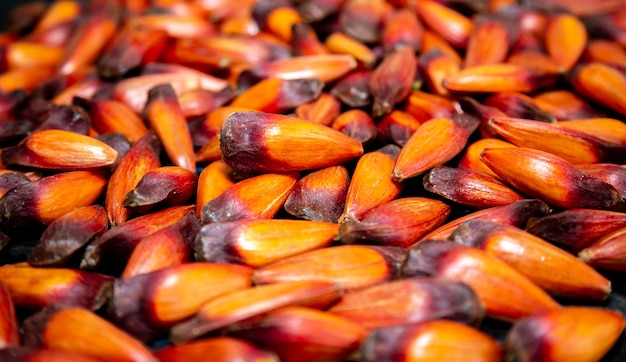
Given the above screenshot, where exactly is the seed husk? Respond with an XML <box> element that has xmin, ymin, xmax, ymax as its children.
<box><xmin>533</xmin><ymin>90</ymin><xmax>603</xmax><ymax>121</ymax></box>
<box><xmin>123</xmin><ymin>166</ymin><xmax>198</xmax><ymax>215</ymax></box>
<box><xmin>105</xmin><ymin>131</ymin><xmax>161</xmax><ymax>226</ymax></box>
<box><xmin>576</xmin><ymin>163</ymin><xmax>626</xmax><ymax>199</ymax></box>
<box><xmin>41</xmin><ymin>307</ymin><xmax>157</xmax><ymax>362</ymax></box>
<box><xmin>337</xmin><ymin>197</ymin><xmax>451</xmax><ymax>248</ymax></box>
<box><xmin>143</xmin><ymin>83</ymin><xmax>195</xmax><ymax>173</ymax></box>
<box><xmin>421</xmin><ymin>28</ymin><xmax>462</xmax><ymax>64</ymax></box>
<box><xmin>231</xmin><ymin>77</ymin><xmax>323</xmax><ymax>113</ymax></box>
<box><xmin>505</xmin><ymin>307</ymin><xmax>625</xmax><ymax>362</ymax></box>
<box><xmin>238</xmin><ymin>54</ymin><xmax>356</xmax><ymax>89</ymax></box>
<box><xmin>330</xmin><ymin>69</ymin><xmax>372</xmax><ymax>108</ymax></box>
<box><xmin>291</xmin><ymin>23</ymin><xmax>329</xmax><ymax>56</ymax></box>
<box><xmin>480</xmin><ymin>147</ymin><xmax>622</xmax><ymax>209</ymax></box>
<box><xmin>0</xmin><ymin>66</ymin><xmax>55</xmax><ymax>93</ymax></box>
<box><xmin>0</xmin><ymin>263</ymin><xmax>112</xmax><ymax>310</ymax></box>
<box><xmin>424</xmin><ymin>166</ymin><xmax>525</xmax><ymax>208</ymax></box>
<box><xmin>154</xmin><ymin>337</ymin><xmax>278</xmax><ymax>362</ymax></box>
<box><xmin>121</xmin><ymin>212</ymin><xmax>201</xmax><ymax>278</ymax></box>
<box><xmin>415</xmin><ymin>0</ymin><xmax>472</xmax><ymax>49</ymax></box>
<box><xmin>2</xmin><ymin>129</ymin><xmax>118</xmax><ymax>170</ymax></box>
<box><xmin>393</xmin><ymin>114</ymin><xmax>480</xmax><ymax>181</ymax></box>
<box><xmin>545</xmin><ymin>14</ymin><xmax>587</xmax><ymax>71</ymax></box>
<box><xmin>57</xmin><ymin>11</ymin><xmax>117</xmax><ymax>76</ymax></box>
<box><xmin>444</xmin><ymin>64</ymin><xmax>559</xmax><ymax>94</ymax></box>
<box><xmin>376</xmin><ymin>109</ymin><xmax>421</xmax><ymax>146</ymax></box>
<box><xmin>556</xmin><ymin>118</ymin><xmax>626</xmax><ymax>146</ymax></box>
<box><xmin>195</xmin><ymin>160</ymin><xmax>234</xmax><ymax>218</ymax></box>
<box><xmin>584</xmin><ymin>39</ymin><xmax>626</xmax><ymax>71</ymax></box>
<box><xmin>419</xmin><ymin>49</ymin><xmax>460</xmax><ymax>97</ymax></box>
<box><xmin>403</xmin><ymin>90</ymin><xmax>457</xmax><ymax>123</ymax></box>
<box><xmin>0</xmin><ymin>118</ymin><xmax>34</xmax><ymax>147</ymax></box>
<box><xmin>6</xmin><ymin>42</ymin><xmax>62</xmax><ymax>72</ymax></box>
<box><xmin>283</xmin><ymin>165</ymin><xmax>349</xmax><ymax>222</ymax></box>
<box><xmin>0</xmin><ymin>171</ymin><xmax>31</xmax><ymax>198</ymax></box>
<box><xmin>295</xmin><ymin>92</ymin><xmax>341</xmax><ymax>126</ymax></box>
<box><xmin>419</xmin><ymin>199</ymin><xmax>550</xmax><ymax>243</ymax></box>
<box><xmin>488</xmin><ymin>91</ymin><xmax>557</xmax><ymax>125</ymax></box>
<box><xmin>113</xmin><ymin>68</ymin><xmax>230</xmax><ymax>114</ymax></box>
<box><xmin>109</xmin><ymin>262</ymin><xmax>253</xmax><ymax>341</ymax></box>
<box><xmin>403</xmin><ymin>240</ymin><xmax>561</xmax><ymax>321</ymax></box>
<box><xmin>170</xmin><ymin>280</ymin><xmax>340</xmax><ymax>344</ymax></box>
<box><xmin>125</xmin><ymin>13</ymin><xmax>215</xmax><ymax>41</ymax></box>
<box><xmin>489</xmin><ymin>116</ymin><xmax>626</xmax><ymax>164</ymax></box>
<box><xmin>325</xmin><ymin>32</ymin><xmax>376</xmax><ymax>69</ymax></box>
<box><xmin>362</xmin><ymin>320</ymin><xmax>503</xmax><ymax>362</ymax></box>
<box><xmin>338</xmin><ymin>0</ymin><xmax>387</xmax><ymax>44</ymax></box>
<box><xmin>579</xmin><ymin>226</ymin><xmax>626</xmax><ymax>271</ymax></box>
<box><xmin>81</xmin><ymin>205</ymin><xmax>194</xmax><ymax>273</ymax></box>
<box><xmin>4</xmin><ymin>0</ymin><xmax>626</xmax><ymax>360</ymax></box>
<box><xmin>457</xmin><ymin>96</ymin><xmax>508</xmax><ymax>138</ymax></box>
<box><xmin>340</xmin><ymin>146</ymin><xmax>403</xmax><ymax>223</ymax></box>
<box><xmin>0</xmin><ymin>281</ymin><xmax>19</xmax><ymax>348</ymax></box>
<box><xmin>464</xmin><ymin>14</ymin><xmax>515</xmax><ymax>68</ymax></box>
<box><xmin>201</xmin><ymin>172</ymin><xmax>298</xmax><ymax>223</ymax></box>
<box><xmin>194</xmin><ymin>219</ymin><xmax>339</xmax><ymax>267</ymax></box>
<box><xmin>254</xmin><ymin>245</ymin><xmax>406</xmax><ymax>292</ymax></box>
<box><xmin>457</xmin><ymin>138</ymin><xmax>516</xmax><ymax>178</ymax></box>
<box><xmin>369</xmin><ymin>47</ymin><xmax>417</xmax><ymax>117</ymax></box>
<box><xmin>74</xmin><ymin>97</ymin><xmax>148</xmax><ymax>143</ymax></box>
<box><xmin>507</xmin><ymin>50</ymin><xmax>567</xmax><ymax>75</ymax></box>
<box><xmin>33</xmin><ymin>103</ymin><xmax>91</xmax><ymax>134</ymax></box>
<box><xmin>570</xmin><ymin>62</ymin><xmax>626</xmax><ymax>117</ymax></box>
<box><xmin>97</xmin><ymin>26</ymin><xmax>168</xmax><ymax>79</ymax></box>
<box><xmin>382</xmin><ymin>8</ymin><xmax>422</xmax><ymax>52</ymax></box>
<box><xmin>527</xmin><ymin>208</ymin><xmax>626</xmax><ymax>252</ymax></box>
<box><xmin>234</xmin><ymin>306</ymin><xmax>367</xmax><ymax>362</ymax></box>
<box><xmin>329</xmin><ymin>277</ymin><xmax>484</xmax><ymax>329</ymax></box>
<box><xmin>331</xmin><ymin>109</ymin><xmax>378</xmax><ymax>145</ymax></box>
<box><xmin>220</xmin><ymin>111</ymin><xmax>363</xmax><ymax>173</ymax></box>
<box><xmin>0</xmin><ymin>170</ymin><xmax>108</xmax><ymax>229</ymax></box>
<box><xmin>28</xmin><ymin>205</ymin><xmax>108</xmax><ymax>267</ymax></box>
<box><xmin>451</xmin><ymin>220</ymin><xmax>611</xmax><ymax>300</ymax></box>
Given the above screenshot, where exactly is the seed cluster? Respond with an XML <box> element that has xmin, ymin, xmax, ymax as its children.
<box><xmin>0</xmin><ymin>0</ymin><xmax>626</xmax><ymax>361</ymax></box>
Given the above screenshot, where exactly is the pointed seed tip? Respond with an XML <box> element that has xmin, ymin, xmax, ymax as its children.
<box><xmin>578</xmin><ymin>249</ymin><xmax>592</xmax><ymax>263</ymax></box>
<box><xmin>391</xmin><ymin>171</ymin><xmax>404</xmax><ymax>182</ymax></box>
